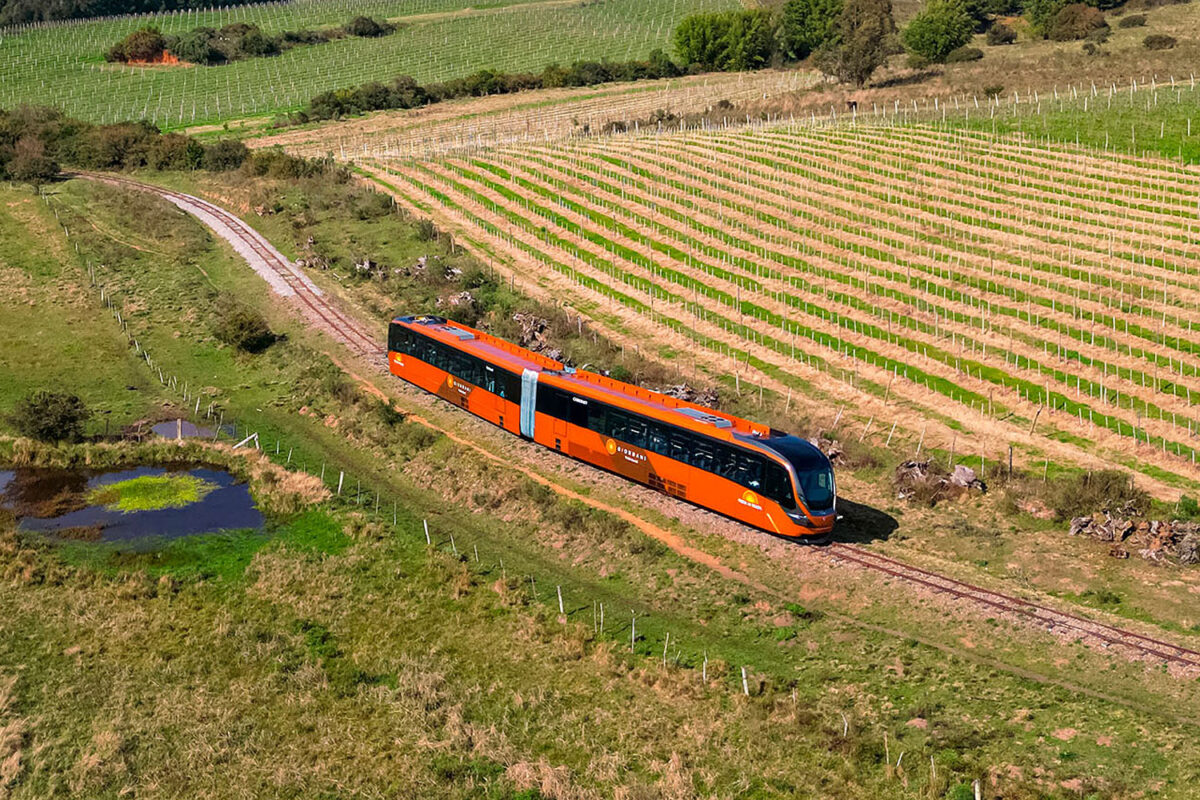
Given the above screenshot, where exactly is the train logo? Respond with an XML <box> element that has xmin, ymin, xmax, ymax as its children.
<box><xmin>605</xmin><ymin>438</ymin><xmax>617</xmax><ymax>455</ymax></box>
<box><xmin>738</xmin><ymin>490</ymin><xmax>763</xmax><ymax>511</ymax></box>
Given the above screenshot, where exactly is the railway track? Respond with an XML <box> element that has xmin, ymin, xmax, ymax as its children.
<box><xmin>829</xmin><ymin>543</ymin><xmax>1200</xmax><ymax>669</ymax></box>
<box><xmin>82</xmin><ymin>173</ymin><xmax>1200</xmax><ymax>673</ymax></box>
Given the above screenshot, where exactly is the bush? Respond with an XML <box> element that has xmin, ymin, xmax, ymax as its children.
<box><xmin>169</xmin><ymin>28</ymin><xmax>225</xmax><ymax>64</ymax></box>
<box><xmin>1047</xmin><ymin>3</ymin><xmax>1108</xmax><ymax>40</ymax></box>
<box><xmin>946</xmin><ymin>44</ymin><xmax>984</xmax><ymax>60</ymax></box>
<box><xmin>10</xmin><ymin>391</ymin><xmax>90</xmax><ymax>442</ymax></box>
<box><xmin>986</xmin><ymin>21</ymin><xmax>1017</xmax><ymax>43</ymax></box>
<box><xmin>1144</xmin><ymin>32</ymin><xmax>1177</xmax><ymax>48</ymax></box>
<box><xmin>6</xmin><ymin>136</ymin><xmax>59</xmax><ymax>185</ymax></box>
<box><xmin>212</xmin><ymin>297</ymin><xmax>276</xmax><ymax>353</ymax></box>
<box><xmin>105</xmin><ymin>26</ymin><xmax>167</xmax><ymax>62</ymax></box>
<box><xmin>983</xmin><ymin>82</ymin><xmax>1004</xmax><ymax>96</ymax></box>
<box><xmin>344</xmin><ymin>15</ymin><xmax>394</xmax><ymax>37</ymax></box>
<box><xmin>201</xmin><ymin>138</ymin><xmax>248</xmax><ymax>171</ymax></box>
<box><xmin>1118</xmin><ymin>12</ymin><xmax>1147</xmax><ymax>25</ymax></box>
<box><xmin>902</xmin><ymin>0</ymin><xmax>975</xmax><ymax>62</ymax></box>
<box><xmin>906</xmin><ymin>52</ymin><xmax>933</xmax><ymax>68</ymax></box>
<box><xmin>1044</xmin><ymin>469</ymin><xmax>1149</xmax><ymax>520</ymax></box>
<box><xmin>1081</xmin><ymin>40</ymin><xmax>1103</xmax><ymax>53</ymax></box>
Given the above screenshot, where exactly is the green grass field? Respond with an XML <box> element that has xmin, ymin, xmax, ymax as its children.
<box><xmin>0</xmin><ymin>0</ymin><xmax>734</xmax><ymax>130</ymax></box>
<box><xmin>3</xmin><ymin>173</ymin><xmax>1200</xmax><ymax>797</ymax></box>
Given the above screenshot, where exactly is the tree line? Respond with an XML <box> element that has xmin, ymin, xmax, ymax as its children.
<box><xmin>106</xmin><ymin>16</ymin><xmax>395</xmax><ymax>65</ymax></box>
<box><xmin>673</xmin><ymin>0</ymin><xmax>1153</xmax><ymax>87</ymax></box>
<box><xmin>292</xmin><ymin>50</ymin><xmax>685</xmax><ymax>124</ymax></box>
<box><xmin>0</xmin><ymin>0</ymin><xmax>258</xmax><ymax>26</ymax></box>
<box><xmin>0</xmin><ymin>105</ymin><xmax>342</xmax><ymax>187</ymax></box>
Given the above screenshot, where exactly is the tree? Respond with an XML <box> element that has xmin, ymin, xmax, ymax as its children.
<box><xmin>201</xmin><ymin>139</ymin><xmax>248</xmax><ymax>171</ymax></box>
<box><xmin>344</xmin><ymin>16</ymin><xmax>393</xmax><ymax>37</ymax></box>
<box><xmin>1024</xmin><ymin>0</ymin><xmax>1069</xmax><ymax>37</ymax></box>
<box><xmin>10</xmin><ymin>391</ymin><xmax>90</xmax><ymax>442</ymax></box>
<box><xmin>780</xmin><ymin>0</ymin><xmax>844</xmax><ymax>60</ymax></box>
<box><xmin>105</xmin><ymin>26</ymin><xmax>167</xmax><ymax>62</ymax></box>
<box><xmin>1046</xmin><ymin>3</ymin><xmax>1107</xmax><ymax>40</ymax></box>
<box><xmin>672</xmin><ymin>10</ymin><xmax>776</xmax><ymax>71</ymax></box>
<box><xmin>674</xmin><ymin>13</ymin><xmax>733</xmax><ymax>70</ymax></box>
<box><xmin>6</xmin><ymin>136</ymin><xmax>59</xmax><ymax>186</ymax></box>
<box><xmin>816</xmin><ymin>0</ymin><xmax>897</xmax><ymax>87</ymax></box>
<box><xmin>902</xmin><ymin>0</ymin><xmax>974</xmax><ymax>62</ymax></box>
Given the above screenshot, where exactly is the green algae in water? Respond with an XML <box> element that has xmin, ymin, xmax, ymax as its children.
<box><xmin>88</xmin><ymin>474</ymin><xmax>217</xmax><ymax>513</ymax></box>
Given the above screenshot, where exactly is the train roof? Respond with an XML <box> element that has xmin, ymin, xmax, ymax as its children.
<box><xmin>393</xmin><ymin>314</ymin><xmax>776</xmax><ymax>445</ymax></box>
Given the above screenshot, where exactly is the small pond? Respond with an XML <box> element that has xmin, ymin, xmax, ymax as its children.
<box><xmin>0</xmin><ymin>465</ymin><xmax>263</xmax><ymax>544</ymax></box>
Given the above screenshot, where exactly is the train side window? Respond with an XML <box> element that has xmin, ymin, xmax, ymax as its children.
<box><xmin>647</xmin><ymin>423</ymin><xmax>669</xmax><ymax>455</ymax></box>
<box><xmin>569</xmin><ymin>396</ymin><xmax>589</xmax><ymax>428</ymax></box>
<box><xmin>714</xmin><ymin>445</ymin><xmax>740</xmax><ymax>481</ymax></box>
<box><xmin>625</xmin><ymin>417</ymin><xmax>647</xmax><ymax>448</ymax></box>
<box><xmin>588</xmin><ymin>402</ymin><xmax>608</xmax><ymax>436</ymax></box>
<box><xmin>738</xmin><ymin>452</ymin><xmax>764</xmax><ymax>490</ymax></box>
<box><xmin>689</xmin><ymin>441</ymin><xmax>713</xmax><ymax>472</ymax></box>
<box><xmin>764</xmin><ymin>463</ymin><xmax>795</xmax><ymax>509</ymax></box>
<box><xmin>668</xmin><ymin>432</ymin><xmax>690</xmax><ymax>463</ymax></box>
<box><xmin>484</xmin><ymin>365</ymin><xmax>498</xmax><ymax>395</ymax></box>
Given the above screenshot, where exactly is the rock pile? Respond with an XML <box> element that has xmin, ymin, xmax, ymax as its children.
<box><xmin>655</xmin><ymin>383</ymin><xmax>718</xmax><ymax>408</ymax></box>
<box><xmin>1070</xmin><ymin>515</ymin><xmax>1200</xmax><ymax>565</ymax></box>
<box><xmin>894</xmin><ymin>461</ymin><xmax>986</xmax><ymax>505</ymax></box>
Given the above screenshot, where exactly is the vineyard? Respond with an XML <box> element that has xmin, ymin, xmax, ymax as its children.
<box><xmin>362</xmin><ymin>120</ymin><xmax>1200</xmax><ymax>490</ymax></box>
<box><xmin>0</xmin><ymin>0</ymin><xmax>734</xmax><ymax>128</ymax></box>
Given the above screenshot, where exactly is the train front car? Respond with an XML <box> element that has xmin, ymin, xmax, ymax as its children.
<box><xmin>753</xmin><ymin>434</ymin><xmax>837</xmax><ymax>539</ymax></box>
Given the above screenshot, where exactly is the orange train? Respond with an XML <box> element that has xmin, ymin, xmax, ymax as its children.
<box><xmin>387</xmin><ymin>315</ymin><xmax>836</xmax><ymax>539</ymax></box>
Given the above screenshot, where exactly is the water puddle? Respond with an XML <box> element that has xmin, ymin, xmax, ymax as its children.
<box><xmin>0</xmin><ymin>465</ymin><xmax>263</xmax><ymax>543</ymax></box>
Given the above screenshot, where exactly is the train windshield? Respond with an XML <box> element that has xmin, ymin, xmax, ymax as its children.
<box><xmin>759</xmin><ymin>435</ymin><xmax>835</xmax><ymax>512</ymax></box>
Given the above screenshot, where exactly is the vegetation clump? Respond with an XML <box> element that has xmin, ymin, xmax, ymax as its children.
<box><xmin>986</xmin><ymin>21</ymin><xmax>1017</xmax><ymax>43</ymax></box>
<box><xmin>212</xmin><ymin>296</ymin><xmax>276</xmax><ymax>353</ymax></box>
<box><xmin>903</xmin><ymin>0</ymin><xmax>975</xmax><ymax>63</ymax></box>
<box><xmin>1117</xmin><ymin>12</ymin><xmax>1148</xmax><ymax>25</ymax></box>
<box><xmin>945</xmin><ymin>44</ymin><xmax>985</xmax><ymax>60</ymax></box>
<box><xmin>1143</xmin><ymin>32</ymin><xmax>1177</xmax><ymax>48</ymax></box>
<box><xmin>88</xmin><ymin>474</ymin><xmax>217</xmax><ymax>512</ymax></box>
<box><xmin>1047</xmin><ymin>3</ymin><xmax>1109</xmax><ymax>40</ymax></box>
<box><xmin>105</xmin><ymin>26</ymin><xmax>170</xmax><ymax>63</ymax></box>
<box><xmin>105</xmin><ymin>17</ymin><xmax>398</xmax><ymax>66</ymax></box>
<box><xmin>9</xmin><ymin>391</ymin><xmax>90</xmax><ymax>443</ymax></box>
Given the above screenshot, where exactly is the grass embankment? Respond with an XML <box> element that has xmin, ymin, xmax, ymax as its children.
<box><xmin>5</xmin><ymin>175</ymin><xmax>1200</xmax><ymax>797</ymax></box>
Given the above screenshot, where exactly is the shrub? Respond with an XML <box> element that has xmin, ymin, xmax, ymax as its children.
<box><xmin>986</xmin><ymin>21</ymin><xmax>1017</xmax><ymax>43</ymax></box>
<box><xmin>1044</xmin><ymin>469</ymin><xmax>1149</xmax><ymax>520</ymax></box>
<box><xmin>10</xmin><ymin>391</ymin><xmax>90</xmax><ymax>442</ymax></box>
<box><xmin>906</xmin><ymin>52</ymin><xmax>932</xmax><ymax>68</ymax></box>
<box><xmin>169</xmin><ymin>28</ymin><xmax>225</xmax><ymax>65</ymax></box>
<box><xmin>946</xmin><ymin>44</ymin><xmax>984</xmax><ymax>60</ymax></box>
<box><xmin>1118</xmin><ymin>12</ymin><xmax>1147</xmax><ymax>25</ymax></box>
<box><xmin>1081</xmin><ymin>40</ymin><xmax>1103</xmax><ymax>53</ymax></box>
<box><xmin>983</xmin><ymin>82</ymin><xmax>1004</xmax><ymax>96</ymax></box>
<box><xmin>344</xmin><ymin>15</ymin><xmax>394</xmax><ymax>37</ymax></box>
<box><xmin>902</xmin><ymin>0</ymin><xmax>975</xmax><ymax>62</ymax></box>
<box><xmin>201</xmin><ymin>139</ymin><xmax>248</xmax><ymax>171</ymax></box>
<box><xmin>105</xmin><ymin>26</ymin><xmax>167</xmax><ymax>62</ymax></box>
<box><xmin>1144</xmin><ymin>32</ymin><xmax>1176</xmax><ymax>48</ymax></box>
<box><xmin>212</xmin><ymin>296</ymin><xmax>276</xmax><ymax>353</ymax></box>
<box><xmin>1047</xmin><ymin>4</ymin><xmax>1108</xmax><ymax>40</ymax></box>
<box><xmin>6</xmin><ymin>136</ymin><xmax>59</xmax><ymax>185</ymax></box>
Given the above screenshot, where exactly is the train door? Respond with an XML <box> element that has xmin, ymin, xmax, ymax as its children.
<box><xmin>520</xmin><ymin>369</ymin><xmax>538</xmax><ymax>439</ymax></box>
